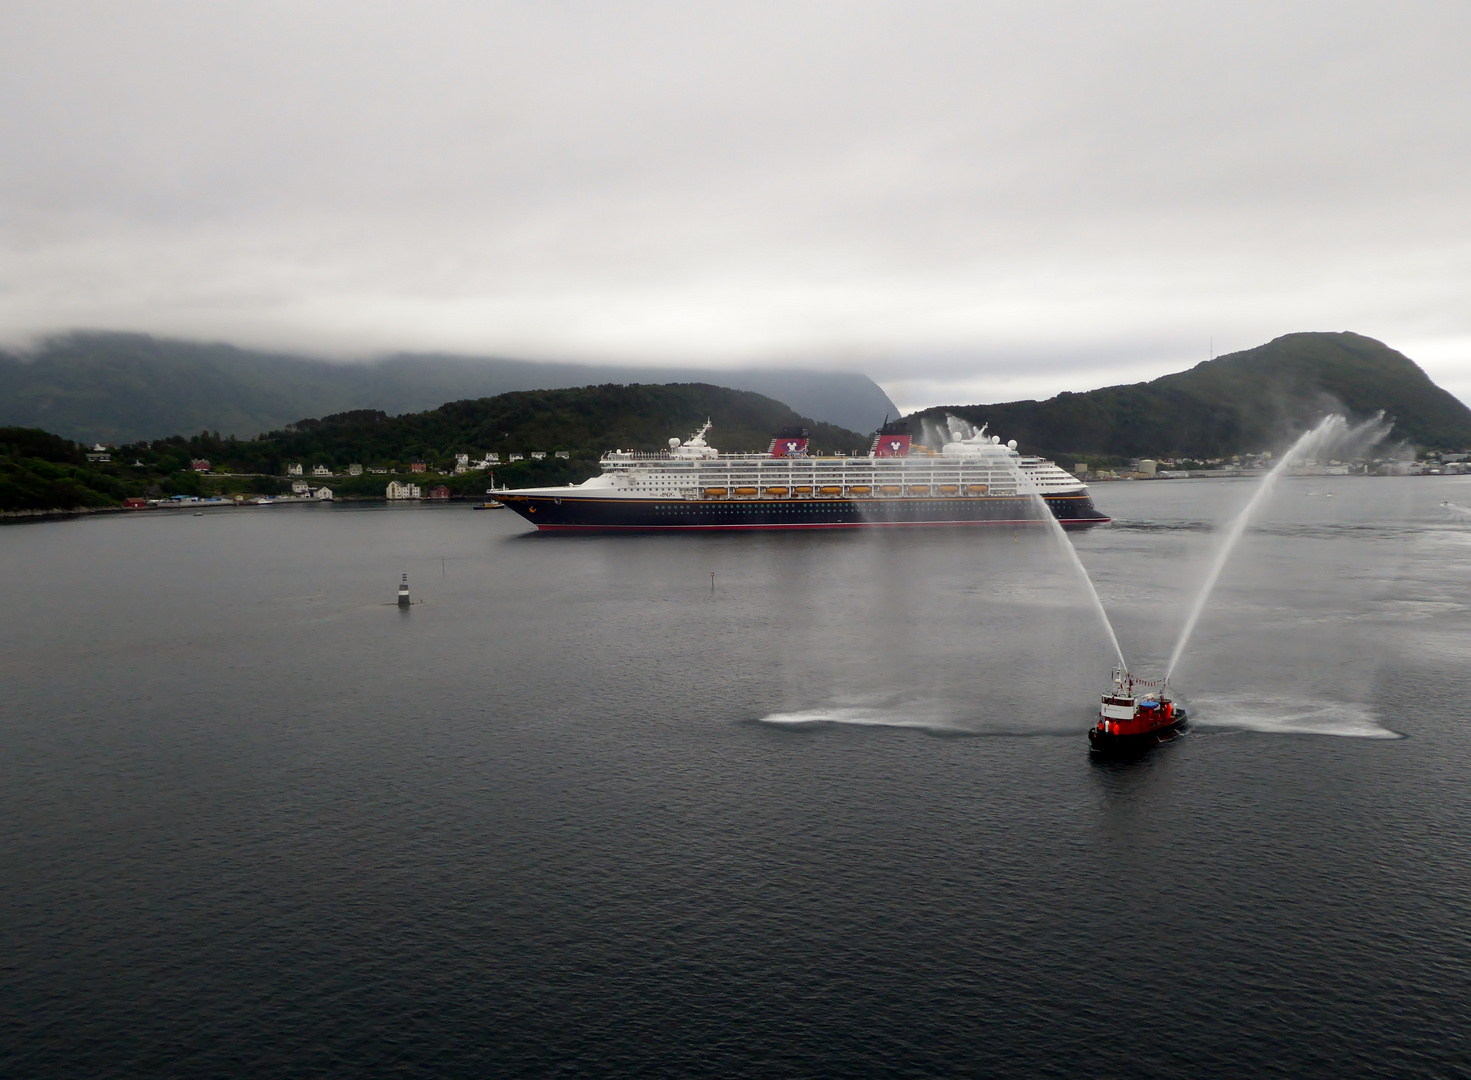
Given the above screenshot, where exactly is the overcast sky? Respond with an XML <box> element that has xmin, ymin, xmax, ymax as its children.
<box><xmin>2</xmin><ymin>1</ymin><xmax>1469</xmax><ymax>412</ymax></box>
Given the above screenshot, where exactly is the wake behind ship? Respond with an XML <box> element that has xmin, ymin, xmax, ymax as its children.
<box><xmin>494</xmin><ymin>421</ymin><xmax>1109</xmax><ymax>532</ymax></box>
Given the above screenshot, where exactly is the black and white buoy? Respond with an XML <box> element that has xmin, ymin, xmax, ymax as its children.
<box><xmin>397</xmin><ymin>573</ymin><xmax>410</xmax><ymax>608</ymax></box>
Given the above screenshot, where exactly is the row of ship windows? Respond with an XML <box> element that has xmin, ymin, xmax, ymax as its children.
<box><xmin>622</xmin><ymin>470</ymin><xmax>1051</xmax><ymax>479</ymax></box>
<box><xmin>625</xmin><ymin>478</ymin><xmax>1072</xmax><ymax>489</ymax></box>
<box><xmin>644</xmin><ymin>500</ymin><xmax>1062</xmax><ymax>513</ymax></box>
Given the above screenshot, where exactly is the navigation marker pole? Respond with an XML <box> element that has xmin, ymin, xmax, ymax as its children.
<box><xmin>398</xmin><ymin>573</ymin><xmax>411</xmax><ymax>608</ymax></box>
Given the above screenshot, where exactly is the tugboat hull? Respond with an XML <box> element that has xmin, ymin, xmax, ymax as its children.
<box><xmin>1088</xmin><ymin>711</ymin><xmax>1188</xmax><ymax>755</ymax></box>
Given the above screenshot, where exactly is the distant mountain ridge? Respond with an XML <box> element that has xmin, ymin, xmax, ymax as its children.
<box><xmin>908</xmin><ymin>332</ymin><xmax>1471</xmax><ymax>461</ymax></box>
<box><xmin>0</xmin><ymin>332</ymin><xmax>898</xmax><ymax>444</ymax></box>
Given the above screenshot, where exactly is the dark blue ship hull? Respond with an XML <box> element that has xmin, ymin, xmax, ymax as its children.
<box><xmin>496</xmin><ymin>492</ymin><xmax>1110</xmax><ymax>531</ymax></box>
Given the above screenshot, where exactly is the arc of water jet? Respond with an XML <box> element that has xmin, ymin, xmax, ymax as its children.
<box><xmin>1012</xmin><ymin>460</ymin><xmax>1129</xmax><ymax>673</ymax></box>
<box><xmin>1164</xmin><ymin>413</ymin><xmax>1387</xmax><ymax>681</ymax></box>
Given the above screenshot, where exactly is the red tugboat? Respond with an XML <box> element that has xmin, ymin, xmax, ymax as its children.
<box><xmin>1089</xmin><ymin>668</ymin><xmax>1188</xmax><ymax>755</ymax></box>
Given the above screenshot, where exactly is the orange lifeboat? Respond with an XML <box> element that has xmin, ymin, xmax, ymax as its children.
<box><xmin>793</xmin><ymin>485</ymin><xmax>813</xmax><ymax>495</ymax></box>
<box><xmin>734</xmin><ymin>486</ymin><xmax>758</xmax><ymax>497</ymax></box>
<box><xmin>764</xmin><ymin>486</ymin><xmax>789</xmax><ymax>497</ymax></box>
<box><xmin>907</xmin><ymin>485</ymin><xmax>930</xmax><ymax>496</ymax></box>
<box><xmin>937</xmin><ymin>485</ymin><xmax>959</xmax><ymax>495</ymax></box>
<box><xmin>878</xmin><ymin>485</ymin><xmax>903</xmax><ymax>496</ymax></box>
<box><xmin>965</xmin><ymin>484</ymin><xmax>989</xmax><ymax>496</ymax></box>
<box><xmin>703</xmin><ymin>487</ymin><xmax>728</xmax><ymax>498</ymax></box>
<box><xmin>818</xmin><ymin>486</ymin><xmax>843</xmax><ymax>496</ymax></box>
<box><xmin>847</xmin><ymin>485</ymin><xmax>872</xmax><ymax>496</ymax></box>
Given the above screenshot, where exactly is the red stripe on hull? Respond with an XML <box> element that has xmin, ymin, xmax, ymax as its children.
<box><xmin>533</xmin><ymin>517</ymin><xmax>1110</xmax><ymax>532</ymax></box>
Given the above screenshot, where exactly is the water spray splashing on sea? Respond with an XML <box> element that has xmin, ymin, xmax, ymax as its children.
<box><xmin>1165</xmin><ymin>412</ymin><xmax>1391</xmax><ymax>680</ymax></box>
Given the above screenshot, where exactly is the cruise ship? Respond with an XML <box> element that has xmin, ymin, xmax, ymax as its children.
<box><xmin>494</xmin><ymin>420</ymin><xmax>1109</xmax><ymax>531</ymax></box>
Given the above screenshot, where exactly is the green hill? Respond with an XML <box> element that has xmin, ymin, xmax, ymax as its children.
<box><xmin>166</xmin><ymin>382</ymin><xmax>866</xmax><ymax>480</ymax></box>
<box><xmin>0</xmin><ymin>383</ymin><xmax>868</xmax><ymax>510</ymax></box>
<box><xmin>0</xmin><ymin>427</ymin><xmax>130</xmax><ymax>512</ymax></box>
<box><xmin>909</xmin><ymin>333</ymin><xmax>1471</xmax><ymax>461</ymax></box>
<box><xmin>0</xmin><ymin>331</ymin><xmax>897</xmax><ymax>443</ymax></box>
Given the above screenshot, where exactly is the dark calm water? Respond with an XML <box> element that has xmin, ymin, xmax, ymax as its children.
<box><xmin>4</xmin><ymin>478</ymin><xmax>1471</xmax><ymax>1078</ymax></box>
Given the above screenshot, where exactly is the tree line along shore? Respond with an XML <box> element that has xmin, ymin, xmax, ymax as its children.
<box><xmin>6</xmin><ymin>331</ymin><xmax>1471</xmax><ymax>515</ymax></box>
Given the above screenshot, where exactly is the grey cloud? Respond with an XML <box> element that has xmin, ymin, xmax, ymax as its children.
<box><xmin>2</xmin><ymin>1</ymin><xmax>1469</xmax><ymax>408</ymax></box>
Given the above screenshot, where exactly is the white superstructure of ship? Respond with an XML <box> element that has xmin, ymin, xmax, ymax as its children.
<box><xmin>494</xmin><ymin>420</ymin><xmax>1109</xmax><ymax>531</ymax></box>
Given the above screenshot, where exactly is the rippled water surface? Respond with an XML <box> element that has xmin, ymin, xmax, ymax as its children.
<box><xmin>4</xmin><ymin>477</ymin><xmax>1471</xmax><ymax>1077</ymax></box>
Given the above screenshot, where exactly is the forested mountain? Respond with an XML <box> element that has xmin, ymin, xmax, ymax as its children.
<box><xmin>909</xmin><ymin>333</ymin><xmax>1471</xmax><ymax>462</ymax></box>
<box><xmin>0</xmin><ymin>332</ymin><xmax>897</xmax><ymax>443</ymax></box>
<box><xmin>0</xmin><ymin>427</ymin><xmax>130</xmax><ymax>511</ymax></box>
<box><xmin>2</xmin><ymin>383</ymin><xmax>866</xmax><ymax>510</ymax></box>
<box><xmin>157</xmin><ymin>382</ymin><xmax>866</xmax><ymax>475</ymax></box>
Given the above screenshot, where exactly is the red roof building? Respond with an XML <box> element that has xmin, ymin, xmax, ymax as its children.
<box><xmin>429</xmin><ymin>485</ymin><xmax>451</xmax><ymax>500</ymax></box>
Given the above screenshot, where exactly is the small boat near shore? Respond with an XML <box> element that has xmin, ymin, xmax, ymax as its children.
<box><xmin>1089</xmin><ymin>669</ymin><xmax>1187</xmax><ymax>755</ymax></box>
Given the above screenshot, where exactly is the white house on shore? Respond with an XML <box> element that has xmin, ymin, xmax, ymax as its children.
<box><xmin>312</xmin><ymin>464</ymin><xmax>332</xmax><ymax>477</ymax></box>
<box><xmin>314</xmin><ymin>486</ymin><xmax>333</xmax><ymax>500</ymax></box>
<box><xmin>386</xmin><ymin>480</ymin><xmax>422</xmax><ymax>500</ymax></box>
<box><xmin>291</xmin><ymin>480</ymin><xmax>312</xmax><ymax>494</ymax></box>
<box><xmin>286</xmin><ymin>463</ymin><xmax>303</xmax><ymax>476</ymax></box>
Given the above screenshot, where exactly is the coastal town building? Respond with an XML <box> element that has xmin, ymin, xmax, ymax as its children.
<box><xmin>286</xmin><ymin>463</ymin><xmax>303</xmax><ymax>476</ymax></box>
<box><xmin>190</xmin><ymin>459</ymin><xmax>211</xmax><ymax>472</ymax></box>
<box><xmin>531</xmin><ymin>452</ymin><xmax>546</xmax><ymax>460</ymax></box>
<box><xmin>86</xmin><ymin>451</ymin><xmax>111</xmax><ymax>463</ymax></box>
<box><xmin>312</xmin><ymin>465</ymin><xmax>331</xmax><ymax>477</ymax></box>
<box><xmin>348</xmin><ymin>464</ymin><xmax>363</xmax><ymax>476</ymax></box>
<box><xmin>508</xmin><ymin>453</ymin><xmax>523</xmax><ymax>462</ymax></box>
<box><xmin>429</xmin><ymin>485</ymin><xmax>451</xmax><ymax>500</ymax></box>
<box><xmin>555</xmin><ymin>451</ymin><xmax>570</xmax><ymax>460</ymax></box>
<box><xmin>386</xmin><ymin>480</ymin><xmax>422</xmax><ymax>500</ymax></box>
<box><xmin>410</xmin><ymin>460</ymin><xmax>427</xmax><ymax>473</ymax></box>
<box><xmin>292</xmin><ymin>480</ymin><xmax>311</xmax><ymax>494</ymax></box>
<box><xmin>314</xmin><ymin>486</ymin><xmax>333</xmax><ymax>500</ymax></box>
